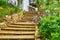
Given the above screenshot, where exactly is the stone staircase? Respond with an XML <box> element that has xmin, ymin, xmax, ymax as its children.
<box><xmin>0</xmin><ymin>13</ymin><xmax>40</xmax><ymax>40</ymax></box>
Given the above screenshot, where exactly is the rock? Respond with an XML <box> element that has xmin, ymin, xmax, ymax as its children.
<box><xmin>8</xmin><ymin>0</ymin><xmax>18</xmax><ymax>6</ymax></box>
<box><xmin>11</xmin><ymin>14</ymin><xmax>19</xmax><ymax>23</ymax></box>
<box><xmin>0</xmin><ymin>22</ymin><xmax>7</xmax><ymax>28</ymax></box>
<box><xmin>4</xmin><ymin>15</ymin><xmax>12</xmax><ymax>23</ymax></box>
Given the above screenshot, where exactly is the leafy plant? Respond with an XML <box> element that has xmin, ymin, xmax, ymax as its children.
<box><xmin>36</xmin><ymin>0</ymin><xmax>41</xmax><ymax>7</ymax></box>
<box><xmin>38</xmin><ymin>15</ymin><xmax>60</xmax><ymax>40</ymax></box>
<box><xmin>0</xmin><ymin>0</ymin><xmax>21</xmax><ymax>23</ymax></box>
<box><xmin>0</xmin><ymin>0</ymin><xmax>9</xmax><ymax>8</ymax></box>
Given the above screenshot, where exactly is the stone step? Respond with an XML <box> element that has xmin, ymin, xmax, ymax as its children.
<box><xmin>24</xmin><ymin>15</ymin><xmax>33</xmax><ymax>17</ymax></box>
<box><xmin>19</xmin><ymin>20</ymin><xmax>33</xmax><ymax>22</ymax></box>
<box><xmin>11</xmin><ymin>22</ymin><xmax>36</xmax><ymax>25</ymax></box>
<box><xmin>1</xmin><ymin>27</ymin><xmax>35</xmax><ymax>31</ymax></box>
<box><xmin>22</xmin><ymin>17</ymin><xmax>33</xmax><ymax>20</ymax></box>
<box><xmin>8</xmin><ymin>25</ymin><xmax>35</xmax><ymax>28</ymax></box>
<box><xmin>23</xmin><ymin>16</ymin><xmax>33</xmax><ymax>18</ymax></box>
<box><xmin>37</xmin><ymin>38</ymin><xmax>41</xmax><ymax>40</ymax></box>
<box><xmin>24</xmin><ymin>13</ymin><xmax>37</xmax><ymax>15</ymax></box>
<box><xmin>22</xmin><ymin>17</ymin><xmax>33</xmax><ymax>19</ymax></box>
<box><xmin>24</xmin><ymin>14</ymin><xmax>37</xmax><ymax>17</ymax></box>
<box><xmin>0</xmin><ymin>30</ymin><xmax>35</xmax><ymax>35</ymax></box>
<box><xmin>0</xmin><ymin>35</ymin><xmax>34</xmax><ymax>39</ymax></box>
<box><xmin>22</xmin><ymin>19</ymin><xmax>33</xmax><ymax>21</ymax></box>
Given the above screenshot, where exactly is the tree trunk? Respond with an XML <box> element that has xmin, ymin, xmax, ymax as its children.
<box><xmin>18</xmin><ymin>0</ymin><xmax>22</xmax><ymax>7</ymax></box>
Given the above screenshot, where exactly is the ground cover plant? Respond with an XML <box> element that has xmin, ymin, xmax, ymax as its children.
<box><xmin>37</xmin><ymin>0</ymin><xmax>60</xmax><ymax>40</ymax></box>
<box><xmin>38</xmin><ymin>15</ymin><xmax>60</xmax><ymax>40</ymax></box>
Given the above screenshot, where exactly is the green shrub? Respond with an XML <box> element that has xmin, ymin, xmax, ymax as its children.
<box><xmin>38</xmin><ymin>15</ymin><xmax>60</xmax><ymax>40</ymax></box>
<box><xmin>0</xmin><ymin>0</ymin><xmax>9</xmax><ymax>8</ymax></box>
<box><xmin>36</xmin><ymin>0</ymin><xmax>60</xmax><ymax>39</ymax></box>
<box><xmin>0</xmin><ymin>0</ymin><xmax>21</xmax><ymax>22</ymax></box>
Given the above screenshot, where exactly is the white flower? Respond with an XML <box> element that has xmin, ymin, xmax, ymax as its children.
<box><xmin>6</xmin><ymin>15</ymin><xmax>9</xmax><ymax>17</ymax></box>
<box><xmin>35</xmin><ymin>8</ymin><xmax>38</xmax><ymax>11</ymax></box>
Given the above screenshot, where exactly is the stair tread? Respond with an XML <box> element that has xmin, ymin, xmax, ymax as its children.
<box><xmin>23</xmin><ymin>17</ymin><xmax>33</xmax><ymax>18</ymax></box>
<box><xmin>0</xmin><ymin>35</ymin><xmax>34</xmax><ymax>39</ymax></box>
<box><xmin>24</xmin><ymin>13</ymin><xmax>37</xmax><ymax>16</ymax></box>
<box><xmin>8</xmin><ymin>25</ymin><xmax>35</xmax><ymax>28</ymax></box>
<box><xmin>0</xmin><ymin>30</ymin><xmax>35</xmax><ymax>35</ymax></box>
<box><xmin>22</xmin><ymin>18</ymin><xmax>32</xmax><ymax>20</ymax></box>
<box><xmin>0</xmin><ymin>13</ymin><xmax>38</xmax><ymax>39</ymax></box>
<box><xmin>11</xmin><ymin>22</ymin><xmax>35</xmax><ymax>25</ymax></box>
<box><xmin>1</xmin><ymin>27</ymin><xmax>35</xmax><ymax>31</ymax></box>
<box><xmin>19</xmin><ymin>20</ymin><xmax>33</xmax><ymax>22</ymax></box>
